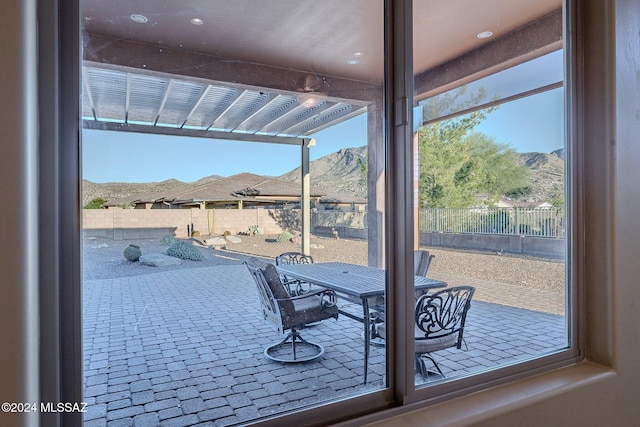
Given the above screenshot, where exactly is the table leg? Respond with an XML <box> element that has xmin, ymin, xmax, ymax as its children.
<box><xmin>362</xmin><ymin>298</ymin><xmax>370</xmax><ymax>384</ymax></box>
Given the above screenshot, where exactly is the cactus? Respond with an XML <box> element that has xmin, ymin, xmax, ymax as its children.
<box><xmin>166</xmin><ymin>240</ymin><xmax>204</xmax><ymax>261</ymax></box>
<box><xmin>122</xmin><ymin>244</ymin><xmax>142</xmax><ymax>262</ymax></box>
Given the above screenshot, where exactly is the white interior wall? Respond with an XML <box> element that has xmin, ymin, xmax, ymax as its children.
<box><xmin>0</xmin><ymin>1</ymin><xmax>40</xmax><ymax>426</ymax></box>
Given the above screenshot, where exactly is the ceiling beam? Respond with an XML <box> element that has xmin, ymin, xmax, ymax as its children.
<box><xmin>83</xmin><ymin>33</ymin><xmax>380</xmax><ymax>104</ymax></box>
<box><xmin>415</xmin><ymin>9</ymin><xmax>563</xmax><ymax>101</ymax></box>
<box><xmin>83</xmin><ymin>120</ymin><xmax>307</xmax><ymax>146</ymax></box>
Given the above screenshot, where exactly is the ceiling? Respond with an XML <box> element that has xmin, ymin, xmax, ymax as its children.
<box><xmin>82</xmin><ymin>0</ymin><xmax>560</xmax><ymax>82</ymax></box>
<box><xmin>81</xmin><ymin>0</ymin><xmax>561</xmax><ymax>138</ymax></box>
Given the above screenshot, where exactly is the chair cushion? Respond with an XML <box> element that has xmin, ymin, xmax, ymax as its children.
<box><xmin>376</xmin><ymin>322</ymin><xmax>458</xmax><ymax>353</ymax></box>
<box><xmin>262</xmin><ymin>263</ymin><xmax>291</xmax><ymax>301</ymax></box>
<box><xmin>414</xmin><ymin>332</ymin><xmax>458</xmax><ymax>353</ymax></box>
<box><xmin>285</xmin><ymin>295</ymin><xmax>339</xmax><ymax>329</ymax></box>
<box><xmin>261</xmin><ymin>263</ymin><xmax>295</xmax><ymax>314</ymax></box>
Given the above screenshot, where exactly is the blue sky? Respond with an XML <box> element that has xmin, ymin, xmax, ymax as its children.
<box><xmin>82</xmin><ymin>115</ymin><xmax>368</xmax><ymax>183</ymax></box>
<box><xmin>82</xmin><ymin>88</ymin><xmax>564</xmax><ymax>183</ymax></box>
<box><xmin>476</xmin><ymin>88</ymin><xmax>564</xmax><ymax>154</ymax></box>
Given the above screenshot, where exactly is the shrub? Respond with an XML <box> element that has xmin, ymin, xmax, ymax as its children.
<box><xmin>223</xmin><ymin>230</ymin><xmax>231</xmax><ymax>236</ymax></box>
<box><xmin>276</xmin><ymin>230</ymin><xmax>294</xmax><ymax>243</ymax></box>
<box><xmin>166</xmin><ymin>240</ymin><xmax>204</xmax><ymax>261</ymax></box>
<box><xmin>191</xmin><ymin>230</ymin><xmax>201</xmax><ymax>237</ymax></box>
<box><xmin>84</xmin><ymin>197</ymin><xmax>108</xmax><ymax>209</ymax></box>
<box><xmin>248</xmin><ymin>225</ymin><xmax>262</xmax><ymax>236</ymax></box>
<box><xmin>160</xmin><ymin>234</ymin><xmax>176</xmax><ymax>245</ymax></box>
<box><xmin>122</xmin><ymin>244</ymin><xmax>142</xmax><ymax>261</ymax></box>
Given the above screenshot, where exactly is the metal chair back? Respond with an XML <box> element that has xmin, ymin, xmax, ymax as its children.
<box><xmin>275</xmin><ymin>252</ymin><xmax>314</xmax><ymax>266</ymax></box>
<box><xmin>244</xmin><ymin>258</ymin><xmax>288</xmax><ymax>333</ymax></box>
<box><xmin>415</xmin><ymin>285</ymin><xmax>475</xmax><ymax>349</ymax></box>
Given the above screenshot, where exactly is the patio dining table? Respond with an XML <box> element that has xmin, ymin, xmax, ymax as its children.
<box><xmin>276</xmin><ymin>262</ymin><xmax>447</xmax><ymax>383</ymax></box>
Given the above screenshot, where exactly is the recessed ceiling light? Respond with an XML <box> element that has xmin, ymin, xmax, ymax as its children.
<box><xmin>347</xmin><ymin>59</ymin><xmax>360</xmax><ymax>65</ymax></box>
<box><xmin>477</xmin><ymin>31</ymin><xmax>493</xmax><ymax>39</ymax></box>
<box><xmin>130</xmin><ymin>14</ymin><xmax>148</xmax><ymax>24</ymax></box>
<box><xmin>190</xmin><ymin>18</ymin><xmax>204</xmax><ymax>25</ymax></box>
<box><xmin>354</xmin><ymin>52</ymin><xmax>363</xmax><ymax>57</ymax></box>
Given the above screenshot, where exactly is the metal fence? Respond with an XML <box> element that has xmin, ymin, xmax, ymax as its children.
<box><xmin>309</xmin><ymin>207</ymin><xmax>565</xmax><ymax>238</ymax></box>
<box><xmin>419</xmin><ymin>207</ymin><xmax>565</xmax><ymax>238</ymax></box>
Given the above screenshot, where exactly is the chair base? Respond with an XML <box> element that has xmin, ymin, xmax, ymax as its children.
<box><xmin>265</xmin><ymin>329</ymin><xmax>324</xmax><ymax>363</ymax></box>
<box><xmin>416</xmin><ymin>354</ymin><xmax>445</xmax><ymax>380</ymax></box>
<box><xmin>361</xmin><ymin>331</ymin><xmax>385</xmax><ymax>347</ymax></box>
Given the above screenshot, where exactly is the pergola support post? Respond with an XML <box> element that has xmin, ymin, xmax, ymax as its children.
<box><xmin>301</xmin><ymin>138</ymin><xmax>315</xmax><ymax>255</ymax></box>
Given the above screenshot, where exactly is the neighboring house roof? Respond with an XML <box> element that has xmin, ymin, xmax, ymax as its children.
<box><xmin>320</xmin><ymin>192</ymin><xmax>368</xmax><ymax>205</ymax></box>
<box><xmin>102</xmin><ymin>173</ymin><xmax>366</xmax><ymax>208</ymax></box>
<box><xmin>171</xmin><ymin>173</ymin><xmax>325</xmax><ymax>205</ymax></box>
<box><xmin>472</xmin><ymin>195</ymin><xmax>555</xmax><ymax>209</ymax></box>
<box><xmin>496</xmin><ymin>197</ymin><xmax>555</xmax><ymax>208</ymax></box>
<box><xmin>102</xmin><ymin>187</ymin><xmax>188</xmax><ymax>207</ymax></box>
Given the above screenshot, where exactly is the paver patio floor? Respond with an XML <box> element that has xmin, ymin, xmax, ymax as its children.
<box><xmin>83</xmin><ymin>264</ymin><xmax>567</xmax><ymax>426</ymax></box>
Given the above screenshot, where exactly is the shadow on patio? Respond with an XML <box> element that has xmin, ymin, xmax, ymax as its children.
<box><xmin>82</xmin><ymin>264</ymin><xmax>567</xmax><ymax>427</ymax></box>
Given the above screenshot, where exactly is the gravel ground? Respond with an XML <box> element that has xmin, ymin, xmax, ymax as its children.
<box><xmin>83</xmin><ymin>234</ymin><xmax>565</xmax><ymax>293</ymax></box>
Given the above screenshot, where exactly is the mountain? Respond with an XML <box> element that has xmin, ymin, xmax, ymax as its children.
<box><xmin>278</xmin><ymin>146</ymin><xmax>564</xmax><ymax>204</ymax></box>
<box><xmin>81</xmin><ymin>175</ymin><xmax>221</xmax><ymax>207</ymax></box>
<box><xmin>278</xmin><ymin>146</ymin><xmax>368</xmax><ymax>198</ymax></box>
<box><xmin>82</xmin><ymin>147</ymin><xmax>564</xmax><ymax>207</ymax></box>
<box><xmin>509</xmin><ymin>151</ymin><xmax>565</xmax><ymax>204</ymax></box>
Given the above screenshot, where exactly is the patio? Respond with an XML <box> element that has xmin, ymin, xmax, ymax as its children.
<box><xmin>82</xmin><ymin>261</ymin><xmax>567</xmax><ymax>427</ymax></box>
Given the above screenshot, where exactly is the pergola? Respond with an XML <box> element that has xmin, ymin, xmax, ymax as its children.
<box><xmin>81</xmin><ymin>0</ymin><xmax>562</xmax><ymax>264</ymax></box>
<box><xmin>81</xmin><ymin>58</ymin><xmax>372</xmax><ymax>253</ymax></box>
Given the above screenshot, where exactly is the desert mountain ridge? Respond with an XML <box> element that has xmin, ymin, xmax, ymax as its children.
<box><xmin>82</xmin><ymin>146</ymin><xmax>564</xmax><ymax>207</ymax></box>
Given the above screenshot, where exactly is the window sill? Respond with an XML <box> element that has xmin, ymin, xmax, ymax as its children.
<box><xmin>346</xmin><ymin>361</ymin><xmax>615</xmax><ymax>427</ymax></box>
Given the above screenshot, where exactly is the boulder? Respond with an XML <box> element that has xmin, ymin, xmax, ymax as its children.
<box><xmin>139</xmin><ymin>253</ymin><xmax>183</xmax><ymax>267</ymax></box>
<box><xmin>226</xmin><ymin>235</ymin><xmax>242</xmax><ymax>244</ymax></box>
<box><xmin>205</xmin><ymin>236</ymin><xmax>227</xmax><ymax>247</ymax></box>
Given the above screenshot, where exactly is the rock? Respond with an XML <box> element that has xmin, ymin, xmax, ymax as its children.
<box><xmin>225</xmin><ymin>235</ymin><xmax>242</xmax><ymax>244</ymax></box>
<box><xmin>139</xmin><ymin>253</ymin><xmax>183</xmax><ymax>267</ymax></box>
<box><xmin>205</xmin><ymin>236</ymin><xmax>227</xmax><ymax>247</ymax></box>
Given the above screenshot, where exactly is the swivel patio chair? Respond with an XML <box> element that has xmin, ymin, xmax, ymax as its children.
<box><xmin>275</xmin><ymin>252</ymin><xmax>315</xmax><ymax>296</ymax></box>
<box><xmin>244</xmin><ymin>258</ymin><xmax>339</xmax><ymax>363</ymax></box>
<box><xmin>377</xmin><ymin>285</ymin><xmax>475</xmax><ymax>379</ymax></box>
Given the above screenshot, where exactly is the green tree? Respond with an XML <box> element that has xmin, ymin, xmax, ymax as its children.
<box><xmin>466</xmin><ymin>132</ymin><xmax>530</xmax><ymax>205</ymax></box>
<box><xmin>84</xmin><ymin>197</ymin><xmax>107</xmax><ymax>209</ymax></box>
<box><xmin>418</xmin><ymin>116</ymin><xmax>528</xmax><ymax>208</ymax></box>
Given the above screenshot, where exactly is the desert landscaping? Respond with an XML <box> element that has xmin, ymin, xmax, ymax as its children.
<box><xmin>83</xmin><ymin>233</ymin><xmax>565</xmax><ymax>296</ymax></box>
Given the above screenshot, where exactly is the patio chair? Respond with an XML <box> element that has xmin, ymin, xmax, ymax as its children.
<box><xmin>377</xmin><ymin>285</ymin><xmax>475</xmax><ymax>379</ymax></box>
<box><xmin>244</xmin><ymin>258</ymin><xmax>339</xmax><ymax>363</ymax></box>
<box><xmin>372</xmin><ymin>250</ymin><xmax>436</xmax><ymax>315</ymax></box>
<box><xmin>275</xmin><ymin>252</ymin><xmax>315</xmax><ymax>296</ymax></box>
<box><xmin>414</xmin><ymin>249</ymin><xmax>435</xmax><ymax>277</ymax></box>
